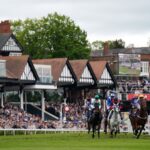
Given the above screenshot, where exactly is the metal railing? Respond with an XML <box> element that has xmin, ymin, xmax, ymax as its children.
<box><xmin>0</xmin><ymin>128</ymin><xmax>88</xmax><ymax>136</ymax></box>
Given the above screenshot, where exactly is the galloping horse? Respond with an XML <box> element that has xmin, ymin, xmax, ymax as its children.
<box><xmin>129</xmin><ymin>95</ymin><xmax>148</xmax><ymax>139</ymax></box>
<box><xmin>88</xmin><ymin>106</ymin><xmax>103</xmax><ymax>138</ymax></box>
<box><xmin>108</xmin><ymin>104</ymin><xmax>122</xmax><ymax>138</ymax></box>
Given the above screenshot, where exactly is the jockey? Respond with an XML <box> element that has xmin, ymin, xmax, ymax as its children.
<box><xmin>106</xmin><ymin>93</ymin><xmax>115</xmax><ymax>110</ymax></box>
<box><xmin>112</xmin><ymin>96</ymin><xmax>123</xmax><ymax>110</ymax></box>
<box><xmin>85</xmin><ymin>96</ymin><xmax>94</xmax><ymax>121</ymax></box>
<box><xmin>131</xmin><ymin>94</ymin><xmax>139</xmax><ymax>109</ymax></box>
<box><xmin>104</xmin><ymin>93</ymin><xmax>115</xmax><ymax>133</ymax></box>
<box><xmin>93</xmin><ymin>95</ymin><xmax>102</xmax><ymax>110</ymax></box>
<box><xmin>111</xmin><ymin>97</ymin><xmax>123</xmax><ymax>120</ymax></box>
<box><xmin>138</xmin><ymin>94</ymin><xmax>145</xmax><ymax>109</ymax></box>
<box><xmin>130</xmin><ymin>94</ymin><xmax>144</xmax><ymax>116</ymax></box>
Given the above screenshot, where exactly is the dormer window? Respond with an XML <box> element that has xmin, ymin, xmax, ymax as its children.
<box><xmin>0</xmin><ymin>60</ymin><xmax>6</xmax><ymax>77</ymax></box>
<box><xmin>34</xmin><ymin>64</ymin><xmax>52</xmax><ymax>83</ymax></box>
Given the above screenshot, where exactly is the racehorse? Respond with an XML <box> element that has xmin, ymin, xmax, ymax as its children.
<box><xmin>129</xmin><ymin>97</ymin><xmax>148</xmax><ymax>139</ymax></box>
<box><xmin>104</xmin><ymin>110</ymin><xmax>109</xmax><ymax>134</ymax></box>
<box><xmin>87</xmin><ymin>106</ymin><xmax>103</xmax><ymax>138</ymax></box>
<box><xmin>108</xmin><ymin>104</ymin><xmax>122</xmax><ymax>138</ymax></box>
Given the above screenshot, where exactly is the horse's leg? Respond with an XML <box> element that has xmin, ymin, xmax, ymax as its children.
<box><xmin>137</xmin><ymin>125</ymin><xmax>144</xmax><ymax>139</ymax></box>
<box><xmin>115</xmin><ymin>130</ymin><xmax>117</xmax><ymax>137</ymax></box>
<box><xmin>88</xmin><ymin>122</ymin><xmax>91</xmax><ymax>134</ymax></box>
<box><xmin>110</xmin><ymin>129</ymin><xmax>113</xmax><ymax>138</ymax></box>
<box><xmin>114</xmin><ymin>125</ymin><xmax>118</xmax><ymax>138</ymax></box>
<box><xmin>104</xmin><ymin>119</ymin><xmax>107</xmax><ymax>134</ymax></box>
<box><xmin>130</xmin><ymin>116</ymin><xmax>136</xmax><ymax>135</ymax></box>
<box><xmin>117</xmin><ymin>125</ymin><xmax>120</xmax><ymax>134</ymax></box>
<box><xmin>110</xmin><ymin>124</ymin><xmax>113</xmax><ymax>138</ymax></box>
<box><xmin>98</xmin><ymin>124</ymin><xmax>100</xmax><ymax>139</ymax></box>
<box><xmin>92</xmin><ymin>124</ymin><xmax>95</xmax><ymax>138</ymax></box>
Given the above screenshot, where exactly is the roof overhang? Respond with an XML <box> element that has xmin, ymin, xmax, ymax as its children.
<box><xmin>24</xmin><ymin>83</ymin><xmax>57</xmax><ymax>90</ymax></box>
<box><xmin>77</xmin><ymin>82</ymin><xmax>94</xmax><ymax>87</ymax></box>
<box><xmin>57</xmin><ymin>81</ymin><xmax>75</xmax><ymax>87</ymax></box>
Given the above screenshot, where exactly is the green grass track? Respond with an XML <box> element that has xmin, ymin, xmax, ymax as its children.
<box><xmin>0</xmin><ymin>133</ymin><xmax>150</xmax><ymax>150</ymax></box>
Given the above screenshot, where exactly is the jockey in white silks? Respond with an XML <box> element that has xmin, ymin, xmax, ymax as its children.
<box><xmin>85</xmin><ymin>97</ymin><xmax>94</xmax><ymax>121</ymax></box>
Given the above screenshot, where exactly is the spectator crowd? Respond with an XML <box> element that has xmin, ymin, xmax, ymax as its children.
<box><xmin>0</xmin><ymin>102</ymin><xmax>86</xmax><ymax>129</ymax></box>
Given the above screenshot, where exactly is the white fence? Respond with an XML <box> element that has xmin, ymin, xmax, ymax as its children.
<box><xmin>0</xmin><ymin>128</ymin><xmax>87</xmax><ymax>136</ymax></box>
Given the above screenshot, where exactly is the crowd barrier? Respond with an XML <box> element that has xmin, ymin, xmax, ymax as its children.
<box><xmin>0</xmin><ymin>126</ymin><xmax>150</xmax><ymax>136</ymax></box>
<box><xmin>0</xmin><ymin>128</ymin><xmax>88</xmax><ymax>136</ymax></box>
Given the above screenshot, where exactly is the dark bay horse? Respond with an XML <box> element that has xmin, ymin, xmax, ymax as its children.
<box><xmin>88</xmin><ymin>106</ymin><xmax>103</xmax><ymax>138</ymax></box>
<box><xmin>129</xmin><ymin>97</ymin><xmax>148</xmax><ymax>139</ymax></box>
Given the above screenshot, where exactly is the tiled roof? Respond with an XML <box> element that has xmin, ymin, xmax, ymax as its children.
<box><xmin>0</xmin><ymin>33</ymin><xmax>11</xmax><ymax>49</ymax></box>
<box><xmin>0</xmin><ymin>55</ymin><xmax>29</xmax><ymax>79</ymax></box>
<box><xmin>69</xmin><ymin>59</ymin><xmax>88</xmax><ymax>80</ymax></box>
<box><xmin>33</xmin><ymin>58</ymin><xmax>67</xmax><ymax>81</ymax></box>
<box><xmin>89</xmin><ymin>60</ymin><xmax>106</xmax><ymax>81</ymax></box>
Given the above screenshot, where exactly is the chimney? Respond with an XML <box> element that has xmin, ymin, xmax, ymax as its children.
<box><xmin>0</xmin><ymin>20</ymin><xmax>11</xmax><ymax>33</ymax></box>
<box><xmin>103</xmin><ymin>42</ymin><xmax>109</xmax><ymax>56</ymax></box>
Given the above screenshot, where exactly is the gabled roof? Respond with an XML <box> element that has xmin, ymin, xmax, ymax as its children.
<box><xmin>0</xmin><ymin>55</ymin><xmax>38</xmax><ymax>80</ymax></box>
<box><xmin>33</xmin><ymin>58</ymin><xmax>67</xmax><ymax>81</ymax></box>
<box><xmin>89</xmin><ymin>60</ymin><xmax>117</xmax><ymax>87</ymax></box>
<box><xmin>0</xmin><ymin>33</ymin><xmax>23</xmax><ymax>52</ymax></box>
<box><xmin>69</xmin><ymin>59</ymin><xmax>88</xmax><ymax>81</ymax></box>
<box><xmin>89</xmin><ymin>60</ymin><xmax>107</xmax><ymax>81</ymax></box>
<box><xmin>0</xmin><ymin>33</ymin><xmax>11</xmax><ymax>49</ymax></box>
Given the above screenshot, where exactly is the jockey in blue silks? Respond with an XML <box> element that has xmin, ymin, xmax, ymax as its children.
<box><xmin>131</xmin><ymin>94</ymin><xmax>140</xmax><ymax>109</ymax></box>
<box><xmin>130</xmin><ymin>94</ymin><xmax>143</xmax><ymax>116</ymax></box>
<box><xmin>106</xmin><ymin>93</ymin><xmax>115</xmax><ymax>112</ymax></box>
<box><xmin>106</xmin><ymin>93</ymin><xmax>114</xmax><ymax>110</ymax></box>
<box><xmin>104</xmin><ymin>93</ymin><xmax>115</xmax><ymax>133</ymax></box>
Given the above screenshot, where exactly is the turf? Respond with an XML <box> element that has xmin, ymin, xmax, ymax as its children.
<box><xmin>0</xmin><ymin>132</ymin><xmax>150</xmax><ymax>150</ymax></box>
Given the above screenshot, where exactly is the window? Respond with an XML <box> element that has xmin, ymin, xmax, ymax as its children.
<box><xmin>0</xmin><ymin>60</ymin><xmax>6</xmax><ymax>77</ymax></box>
<box><xmin>140</xmin><ymin>61</ymin><xmax>149</xmax><ymax>77</ymax></box>
<box><xmin>34</xmin><ymin>64</ymin><xmax>52</xmax><ymax>83</ymax></box>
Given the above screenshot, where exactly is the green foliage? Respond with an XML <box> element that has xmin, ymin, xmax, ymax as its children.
<box><xmin>44</xmin><ymin>90</ymin><xmax>63</xmax><ymax>102</ymax></box>
<box><xmin>26</xmin><ymin>91</ymin><xmax>41</xmax><ymax>102</ymax></box>
<box><xmin>108</xmin><ymin>39</ymin><xmax>125</xmax><ymax>49</ymax></box>
<box><xmin>7</xmin><ymin>93</ymin><xmax>20</xmax><ymax>102</ymax></box>
<box><xmin>91</xmin><ymin>39</ymin><xmax>125</xmax><ymax>50</ymax></box>
<box><xmin>91</xmin><ymin>40</ymin><xmax>104</xmax><ymax>50</ymax></box>
<box><xmin>11</xmin><ymin>12</ymin><xmax>91</xmax><ymax>59</ymax></box>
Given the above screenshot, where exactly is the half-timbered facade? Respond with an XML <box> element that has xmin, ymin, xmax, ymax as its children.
<box><xmin>69</xmin><ymin>60</ymin><xmax>94</xmax><ymax>86</ymax></box>
<box><xmin>0</xmin><ymin>33</ymin><xmax>23</xmax><ymax>56</ymax></box>
<box><xmin>33</xmin><ymin>58</ymin><xmax>75</xmax><ymax>86</ymax></box>
<box><xmin>89</xmin><ymin>60</ymin><xmax>116</xmax><ymax>88</ymax></box>
<box><xmin>59</xmin><ymin>65</ymin><xmax>74</xmax><ymax>84</ymax></box>
<box><xmin>0</xmin><ymin>55</ymin><xmax>38</xmax><ymax>87</ymax></box>
<box><xmin>67</xmin><ymin>60</ymin><xmax>95</xmax><ymax>102</ymax></box>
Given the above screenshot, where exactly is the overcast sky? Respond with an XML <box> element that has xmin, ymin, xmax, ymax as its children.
<box><xmin>1</xmin><ymin>0</ymin><xmax>150</xmax><ymax>47</ymax></box>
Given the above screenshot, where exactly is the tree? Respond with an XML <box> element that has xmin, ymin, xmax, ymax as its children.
<box><xmin>91</xmin><ymin>40</ymin><xmax>104</xmax><ymax>50</ymax></box>
<box><xmin>90</xmin><ymin>39</ymin><xmax>125</xmax><ymax>51</ymax></box>
<box><xmin>108</xmin><ymin>39</ymin><xmax>125</xmax><ymax>49</ymax></box>
<box><xmin>11</xmin><ymin>12</ymin><xmax>91</xmax><ymax>59</ymax></box>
